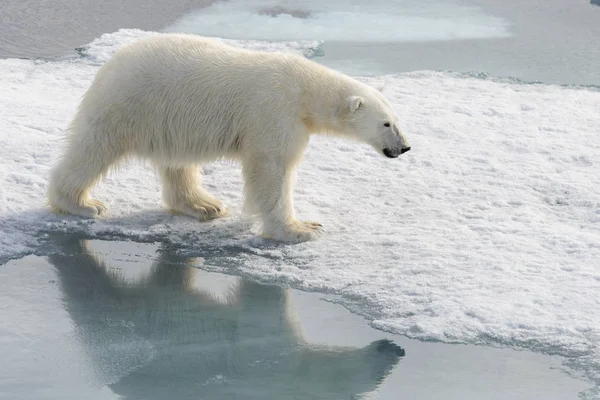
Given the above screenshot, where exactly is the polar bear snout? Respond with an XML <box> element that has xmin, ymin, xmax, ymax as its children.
<box><xmin>379</xmin><ymin>123</ymin><xmax>411</xmax><ymax>158</ymax></box>
<box><xmin>383</xmin><ymin>146</ymin><xmax>411</xmax><ymax>158</ymax></box>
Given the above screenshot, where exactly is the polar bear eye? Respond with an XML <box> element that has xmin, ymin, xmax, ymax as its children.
<box><xmin>383</xmin><ymin>122</ymin><xmax>390</xmax><ymax>127</ymax></box>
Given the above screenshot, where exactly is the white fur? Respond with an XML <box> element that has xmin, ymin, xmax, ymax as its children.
<box><xmin>47</xmin><ymin>34</ymin><xmax>411</xmax><ymax>242</ymax></box>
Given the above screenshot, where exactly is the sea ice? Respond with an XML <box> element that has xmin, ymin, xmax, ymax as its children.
<box><xmin>0</xmin><ymin>28</ymin><xmax>599</xmax><ymax>395</ymax></box>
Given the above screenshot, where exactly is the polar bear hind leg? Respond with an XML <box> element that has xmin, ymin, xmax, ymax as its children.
<box><xmin>47</xmin><ymin>134</ymin><xmax>121</xmax><ymax>218</ymax></box>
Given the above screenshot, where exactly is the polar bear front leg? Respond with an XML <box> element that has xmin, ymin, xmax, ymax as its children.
<box><xmin>242</xmin><ymin>155</ymin><xmax>324</xmax><ymax>242</ymax></box>
<box><xmin>159</xmin><ymin>165</ymin><xmax>227</xmax><ymax>220</ymax></box>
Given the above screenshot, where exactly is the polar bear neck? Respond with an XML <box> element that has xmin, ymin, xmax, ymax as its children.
<box><xmin>291</xmin><ymin>58</ymin><xmax>368</xmax><ymax>136</ymax></box>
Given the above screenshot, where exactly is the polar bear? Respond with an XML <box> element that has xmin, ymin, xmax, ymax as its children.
<box><xmin>48</xmin><ymin>34</ymin><xmax>411</xmax><ymax>242</ymax></box>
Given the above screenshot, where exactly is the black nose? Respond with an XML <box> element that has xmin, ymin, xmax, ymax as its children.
<box><xmin>383</xmin><ymin>148</ymin><xmax>399</xmax><ymax>158</ymax></box>
<box><xmin>400</xmin><ymin>146</ymin><xmax>411</xmax><ymax>154</ymax></box>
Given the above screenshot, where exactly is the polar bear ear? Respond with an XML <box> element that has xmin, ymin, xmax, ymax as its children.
<box><xmin>348</xmin><ymin>96</ymin><xmax>364</xmax><ymax>113</ymax></box>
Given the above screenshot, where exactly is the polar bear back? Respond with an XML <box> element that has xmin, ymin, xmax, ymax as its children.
<box><xmin>74</xmin><ymin>34</ymin><xmax>343</xmax><ymax>164</ymax></box>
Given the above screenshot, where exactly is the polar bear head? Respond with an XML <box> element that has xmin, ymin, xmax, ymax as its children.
<box><xmin>340</xmin><ymin>89</ymin><xmax>411</xmax><ymax>158</ymax></box>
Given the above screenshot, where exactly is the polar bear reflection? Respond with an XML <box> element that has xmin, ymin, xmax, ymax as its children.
<box><xmin>49</xmin><ymin>239</ymin><xmax>404</xmax><ymax>400</ymax></box>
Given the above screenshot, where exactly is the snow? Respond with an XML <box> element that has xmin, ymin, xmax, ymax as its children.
<box><xmin>163</xmin><ymin>0</ymin><xmax>511</xmax><ymax>42</ymax></box>
<box><xmin>76</xmin><ymin>29</ymin><xmax>324</xmax><ymax>63</ymax></box>
<box><xmin>1</xmin><ymin>29</ymin><xmax>599</xmax><ymax>392</ymax></box>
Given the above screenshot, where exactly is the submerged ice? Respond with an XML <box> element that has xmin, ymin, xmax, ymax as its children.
<box><xmin>163</xmin><ymin>0</ymin><xmax>511</xmax><ymax>42</ymax></box>
<box><xmin>0</xmin><ymin>29</ymin><xmax>599</xmax><ymax>396</ymax></box>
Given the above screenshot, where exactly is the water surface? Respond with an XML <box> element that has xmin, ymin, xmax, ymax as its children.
<box><xmin>2</xmin><ymin>0</ymin><xmax>599</xmax><ymax>84</ymax></box>
<box><xmin>0</xmin><ymin>236</ymin><xmax>591</xmax><ymax>399</ymax></box>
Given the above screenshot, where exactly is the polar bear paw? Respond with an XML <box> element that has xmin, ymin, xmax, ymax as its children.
<box><xmin>50</xmin><ymin>197</ymin><xmax>109</xmax><ymax>218</ymax></box>
<box><xmin>262</xmin><ymin>220</ymin><xmax>325</xmax><ymax>242</ymax></box>
<box><xmin>167</xmin><ymin>193</ymin><xmax>227</xmax><ymax>221</ymax></box>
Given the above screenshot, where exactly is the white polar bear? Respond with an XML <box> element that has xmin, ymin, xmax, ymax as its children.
<box><xmin>48</xmin><ymin>34</ymin><xmax>411</xmax><ymax>242</ymax></box>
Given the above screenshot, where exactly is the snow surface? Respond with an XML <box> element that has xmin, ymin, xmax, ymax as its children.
<box><xmin>76</xmin><ymin>29</ymin><xmax>324</xmax><ymax>64</ymax></box>
<box><xmin>1</xmin><ymin>29</ymin><xmax>599</xmax><ymax>393</ymax></box>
